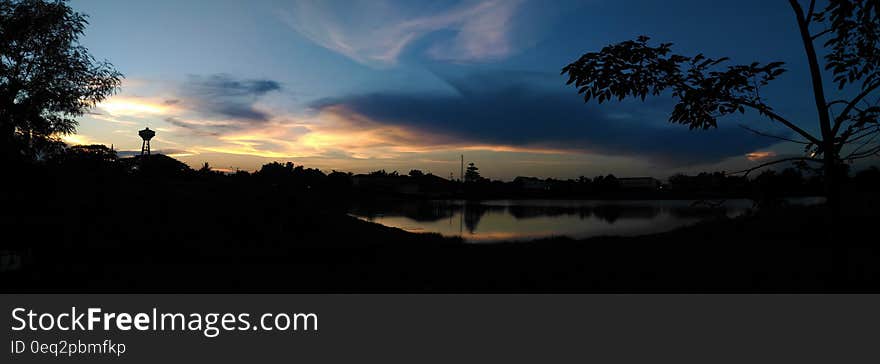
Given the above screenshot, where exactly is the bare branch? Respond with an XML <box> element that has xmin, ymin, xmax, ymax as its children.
<box><xmin>844</xmin><ymin>126</ymin><xmax>880</xmax><ymax>145</ymax></box>
<box><xmin>726</xmin><ymin>157</ymin><xmax>822</xmax><ymax>177</ymax></box>
<box><xmin>833</xmin><ymin>81</ymin><xmax>880</xmax><ymax>136</ymax></box>
<box><xmin>811</xmin><ymin>28</ymin><xmax>833</xmax><ymax>40</ymax></box>
<box><xmin>845</xmin><ymin>144</ymin><xmax>880</xmax><ymax>160</ymax></box>
<box><xmin>740</xmin><ymin>101</ymin><xmax>822</xmax><ymax>145</ymax></box>
<box><xmin>847</xmin><ymin>152</ymin><xmax>880</xmax><ymax>160</ymax></box>
<box><xmin>827</xmin><ymin>100</ymin><xmax>848</xmax><ymax>108</ymax></box>
<box><xmin>739</xmin><ymin>124</ymin><xmax>810</xmax><ymax>144</ymax></box>
<box><xmin>844</xmin><ymin>131</ymin><xmax>880</xmax><ymax>159</ymax></box>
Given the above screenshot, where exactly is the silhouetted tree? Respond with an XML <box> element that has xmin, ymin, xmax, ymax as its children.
<box><xmin>408</xmin><ymin>169</ymin><xmax>425</xmax><ymax>178</ymax></box>
<box><xmin>562</xmin><ymin>0</ymin><xmax>879</xmax><ymax>217</ymax></box>
<box><xmin>326</xmin><ymin>170</ymin><xmax>353</xmax><ymax>191</ymax></box>
<box><xmin>197</xmin><ymin>162</ymin><xmax>225</xmax><ymax>178</ymax></box>
<box><xmin>0</xmin><ymin>0</ymin><xmax>122</xmax><ymax>160</ymax></box>
<box><xmin>593</xmin><ymin>174</ymin><xmax>620</xmax><ymax>193</ymax></box>
<box><xmin>464</xmin><ymin>162</ymin><xmax>481</xmax><ymax>183</ymax></box>
<box><xmin>257</xmin><ymin>161</ymin><xmax>294</xmax><ymax>181</ymax></box>
<box><xmin>56</xmin><ymin>144</ymin><xmax>116</xmax><ymax>162</ymax></box>
<box><xmin>48</xmin><ymin>143</ymin><xmax>119</xmax><ymax>178</ymax></box>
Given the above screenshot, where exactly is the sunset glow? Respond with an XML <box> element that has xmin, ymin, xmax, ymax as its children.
<box><xmin>64</xmin><ymin>0</ymin><xmax>846</xmax><ymax>179</ymax></box>
<box><xmin>98</xmin><ymin>98</ymin><xmax>173</xmax><ymax>117</ymax></box>
<box><xmin>746</xmin><ymin>151</ymin><xmax>777</xmax><ymax>161</ymax></box>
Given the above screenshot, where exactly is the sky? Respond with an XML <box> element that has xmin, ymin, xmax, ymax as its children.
<box><xmin>66</xmin><ymin>0</ymin><xmax>874</xmax><ymax>180</ymax></box>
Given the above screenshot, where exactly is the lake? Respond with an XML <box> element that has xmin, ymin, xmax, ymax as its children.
<box><xmin>349</xmin><ymin>198</ymin><xmax>825</xmax><ymax>242</ymax></box>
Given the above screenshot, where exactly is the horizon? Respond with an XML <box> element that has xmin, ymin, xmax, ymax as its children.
<box><xmin>110</xmin><ymin>150</ymin><xmax>841</xmax><ymax>183</ymax></box>
<box><xmin>66</xmin><ymin>0</ymin><xmax>879</xmax><ymax>180</ymax></box>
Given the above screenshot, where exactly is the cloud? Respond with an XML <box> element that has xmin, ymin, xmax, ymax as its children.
<box><xmin>310</xmin><ymin>72</ymin><xmax>784</xmax><ymax>166</ymax></box>
<box><xmin>98</xmin><ymin>96</ymin><xmax>176</xmax><ymax>117</ymax></box>
<box><xmin>746</xmin><ymin>151</ymin><xmax>777</xmax><ymax>161</ymax></box>
<box><xmin>282</xmin><ymin>0</ymin><xmax>526</xmax><ymax>65</ymax></box>
<box><xmin>88</xmin><ymin>74</ymin><xmax>289</xmax><ymax>147</ymax></box>
<box><xmin>163</xmin><ymin>117</ymin><xmax>225</xmax><ymax>136</ymax></box>
<box><xmin>202</xmin><ymin>122</ymin><xmax>313</xmax><ymax>159</ymax></box>
<box><xmin>179</xmin><ymin>74</ymin><xmax>281</xmax><ymax>122</ymax></box>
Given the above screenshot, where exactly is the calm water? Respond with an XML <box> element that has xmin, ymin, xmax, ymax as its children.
<box><xmin>350</xmin><ymin>198</ymin><xmax>825</xmax><ymax>243</ymax></box>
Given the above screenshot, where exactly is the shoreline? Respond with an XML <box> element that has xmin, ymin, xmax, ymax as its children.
<box><xmin>4</xmin><ymin>199</ymin><xmax>877</xmax><ymax>292</ymax></box>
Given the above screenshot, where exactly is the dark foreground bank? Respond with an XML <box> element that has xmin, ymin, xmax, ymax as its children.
<box><xmin>2</xmin><ymin>187</ymin><xmax>878</xmax><ymax>292</ymax></box>
<box><xmin>1</xmin><ymin>156</ymin><xmax>878</xmax><ymax>292</ymax></box>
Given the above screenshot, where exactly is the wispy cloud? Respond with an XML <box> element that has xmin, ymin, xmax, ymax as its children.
<box><xmin>99</xmin><ymin>74</ymin><xmax>284</xmax><ymax>137</ymax></box>
<box><xmin>281</xmin><ymin>0</ymin><xmax>526</xmax><ymax>66</ymax></box>
<box><xmin>179</xmin><ymin>74</ymin><xmax>281</xmax><ymax>122</ymax></box>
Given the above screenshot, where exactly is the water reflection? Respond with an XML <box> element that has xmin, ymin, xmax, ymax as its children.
<box><xmin>349</xmin><ymin>198</ymin><xmax>823</xmax><ymax>242</ymax></box>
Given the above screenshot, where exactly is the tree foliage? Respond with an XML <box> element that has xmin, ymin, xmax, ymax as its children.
<box><xmin>562</xmin><ymin>36</ymin><xmax>789</xmax><ymax>131</ymax></box>
<box><xmin>815</xmin><ymin>0</ymin><xmax>880</xmax><ymax>160</ymax></box>
<box><xmin>818</xmin><ymin>0</ymin><xmax>880</xmax><ymax>90</ymax></box>
<box><xmin>465</xmin><ymin>162</ymin><xmax>482</xmax><ymax>183</ymax></box>
<box><xmin>561</xmin><ymin>0</ymin><xmax>880</xmax><ymax>204</ymax></box>
<box><xmin>0</xmin><ymin>0</ymin><xmax>122</xmax><ymax>158</ymax></box>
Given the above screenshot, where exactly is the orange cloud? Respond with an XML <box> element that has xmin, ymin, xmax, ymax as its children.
<box><xmin>174</xmin><ymin>103</ymin><xmax>581</xmax><ymax>166</ymax></box>
<box><xmin>297</xmin><ymin>105</ymin><xmax>577</xmax><ymax>157</ymax></box>
<box><xmin>746</xmin><ymin>151</ymin><xmax>777</xmax><ymax>161</ymax></box>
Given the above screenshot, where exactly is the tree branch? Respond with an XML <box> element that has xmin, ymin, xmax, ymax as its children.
<box><xmin>827</xmin><ymin>100</ymin><xmax>848</xmax><ymax>108</ymax></box>
<box><xmin>843</xmin><ymin>126</ymin><xmax>880</xmax><ymax>145</ymax></box>
<box><xmin>844</xmin><ymin>131</ymin><xmax>880</xmax><ymax>159</ymax></box>
<box><xmin>740</xmin><ymin>101</ymin><xmax>822</xmax><ymax>145</ymax></box>
<box><xmin>811</xmin><ymin>28</ymin><xmax>833</xmax><ymax>40</ymax></box>
<box><xmin>806</xmin><ymin>0</ymin><xmax>817</xmax><ymax>21</ymax></box>
<box><xmin>790</xmin><ymin>0</ymin><xmax>836</xmax><ymax>181</ymax></box>
<box><xmin>833</xmin><ymin>82</ymin><xmax>880</xmax><ymax>136</ymax></box>
<box><xmin>845</xmin><ymin>144</ymin><xmax>880</xmax><ymax>160</ymax></box>
<box><xmin>726</xmin><ymin>157</ymin><xmax>822</xmax><ymax>177</ymax></box>
<box><xmin>739</xmin><ymin>124</ymin><xmax>810</xmax><ymax>144</ymax></box>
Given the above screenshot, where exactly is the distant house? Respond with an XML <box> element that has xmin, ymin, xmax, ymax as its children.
<box><xmin>513</xmin><ymin>176</ymin><xmax>550</xmax><ymax>191</ymax></box>
<box><xmin>618</xmin><ymin>177</ymin><xmax>661</xmax><ymax>190</ymax></box>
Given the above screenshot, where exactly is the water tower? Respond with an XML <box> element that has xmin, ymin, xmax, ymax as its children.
<box><xmin>139</xmin><ymin>127</ymin><xmax>155</xmax><ymax>155</ymax></box>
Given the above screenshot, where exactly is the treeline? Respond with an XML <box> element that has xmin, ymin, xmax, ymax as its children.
<box><xmin>17</xmin><ymin>144</ymin><xmax>880</xmax><ymax>201</ymax></box>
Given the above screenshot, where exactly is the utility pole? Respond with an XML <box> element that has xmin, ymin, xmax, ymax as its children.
<box><xmin>460</xmin><ymin>154</ymin><xmax>464</xmax><ymax>182</ymax></box>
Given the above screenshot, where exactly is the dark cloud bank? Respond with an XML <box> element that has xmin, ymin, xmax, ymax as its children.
<box><xmin>181</xmin><ymin>73</ymin><xmax>281</xmax><ymax>122</ymax></box>
<box><xmin>312</xmin><ymin>74</ymin><xmax>783</xmax><ymax>166</ymax></box>
<box><xmin>164</xmin><ymin>74</ymin><xmax>282</xmax><ymax>135</ymax></box>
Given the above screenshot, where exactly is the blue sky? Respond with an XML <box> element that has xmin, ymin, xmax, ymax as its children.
<box><xmin>67</xmin><ymin>0</ymin><xmax>856</xmax><ymax>179</ymax></box>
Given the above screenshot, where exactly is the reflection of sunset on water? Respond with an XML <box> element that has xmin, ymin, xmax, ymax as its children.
<box><xmin>352</xmin><ymin>198</ymin><xmax>825</xmax><ymax>242</ymax></box>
